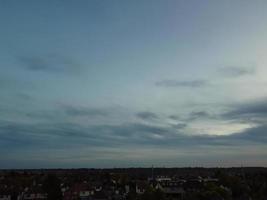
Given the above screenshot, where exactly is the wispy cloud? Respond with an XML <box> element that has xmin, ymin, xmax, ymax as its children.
<box><xmin>1</xmin><ymin>110</ymin><xmax>267</xmax><ymax>152</ymax></box>
<box><xmin>155</xmin><ymin>80</ymin><xmax>207</xmax><ymax>88</ymax></box>
<box><xmin>222</xmin><ymin>99</ymin><xmax>267</xmax><ymax>123</ymax></box>
<box><xmin>17</xmin><ymin>55</ymin><xmax>82</xmax><ymax>74</ymax></box>
<box><xmin>1</xmin><ymin>96</ymin><xmax>267</xmax><ymax>167</ymax></box>
<box><xmin>187</xmin><ymin>111</ymin><xmax>213</xmax><ymax>121</ymax></box>
<box><xmin>172</xmin><ymin>123</ymin><xmax>187</xmax><ymax>129</ymax></box>
<box><xmin>169</xmin><ymin>115</ymin><xmax>180</xmax><ymax>120</ymax></box>
<box><xmin>16</xmin><ymin>93</ymin><xmax>33</xmax><ymax>101</ymax></box>
<box><xmin>136</xmin><ymin>111</ymin><xmax>158</xmax><ymax>121</ymax></box>
<box><xmin>219</xmin><ymin>66</ymin><xmax>255</xmax><ymax>77</ymax></box>
<box><xmin>1</xmin><ymin>104</ymin><xmax>267</xmax><ymax>168</ymax></box>
<box><xmin>62</xmin><ymin>105</ymin><xmax>109</xmax><ymax>117</ymax></box>
<box><xmin>227</xmin><ymin>125</ymin><xmax>267</xmax><ymax>144</ymax></box>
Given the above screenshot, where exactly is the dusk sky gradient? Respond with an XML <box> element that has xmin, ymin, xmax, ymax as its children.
<box><xmin>1</xmin><ymin>0</ymin><xmax>267</xmax><ymax>168</ymax></box>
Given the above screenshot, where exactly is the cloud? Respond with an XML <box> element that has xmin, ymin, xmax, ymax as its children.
<box><xmin>1</xmin><ymin>99</ymin><xmax>267</xmax><ymax>168</ymax></box>
<box><xmin>222</xmin><ymin>99</ymin><xmax>267</xmax><ymax>123</ymax></box>
<box><xmin>219</xmin><ymin>66</ymin><xmax>255</xmax><ymax>77</ymax></box>
<box><xmin>1</xmin><ymin>114</ymin><xmax>267</xmax><ymax>153</ymax></box>
<box><xmin>0</xmin><ymin>119</ymin><xmax>172</xmax><ymax>152</ymax></box>
<box><xmin>187</xmin><ymin>111</ymin><xmax>212</xmax><ymax>121</ymax></box>
<box><xmin>172</xmin><ymin>123</ymin><xmax>187</xmax><ymax>129</ymax></box>
<box><xmin>228</xmin><ymin>125</ymin><xmax>267</xmax><ymax>143</ymax></box>
<box><xmin>0</xmin><ymin>120</ymin><xmax>113</xmax><ymax>150</ymax></box>
<box><xmin>62</xmin><ymin>105</ymin><xmax>108</xmax><ymax>117</ymax></box>
<box><xmin>17</xmin><ymin>55</ymin><xmax>81</xmax><ymax>74</ymax></box>
<box><xmin>136</xmin><ymin>111</ymin><xmax>158</xmax><ymax>120</ymax></box>
<box><xmin>155</xmin><ymin>79</ymin><xmax>207</xmax><ymax>88</ymax></box>
<box><xmin>0</xmin><ymin>77</ymin><xmax>35</xmax><ymax>90</ymax></box>
<box><xmin>169</xmin><ymin>115</ymin><xmax>180</xmax><ymax>120</ymax></box>
<box><xmin>16</xmin><ymin>93</ymin><xmax>33</xmax><ymax>101</ymax></box>
<box><xmin>1</xmin><ymin>98</ymin><xmax>267</xmax><ymax>149</ymax></box>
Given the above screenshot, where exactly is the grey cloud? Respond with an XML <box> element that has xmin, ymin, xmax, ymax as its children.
<box><xmin>169</xmin><ymin>115</ymin><xmax>180</xmax><ymax>120</ymax></box>
<box><xmin>2</xmin><ymin>98</ymin><xmax>267</xmax><ymax>158</ymax></box>
<box><xmin>181</xmin><ymin>125</ymin><xmax>267</xmax><ymax>146</ymax></box>
<box><xmin>155</xmin><ymin>80</ymin><xmax>207</xmax><ymax>88</ymax></box>
<box><xmin>62</xmin><ymin>105</ymin><xmax>109</xmax><ymax>117</ymax></box>
<box><xmin>219</xmin><ymin>66</ymin><xmax>255</xmax><ymax>77</ymax></box>
<box><xmin>1</xmin><ymin>116</ymin><xmax>267</xmax><ymax>154</ymax></box>
<box><xmin>0</xmin><ymin>119</ymin><xmax>171</xmax><ymax>152</ymax></box>
<box><xmin>0</xmin><ymin>77</ymin><xmax>35</xmax><ymax>90</ymax></box>
<box><xmin>88</xmin><ymin>123</ymin><xmax>171</xmax><ymax>141</ymax></box>
<box><xmin>0</xmin><ymin>122</ymin><xmax>49</xmax><ymax>149</ymax></box>
<box><xmin>187</xmin><ymin>111</ymin><xmax>212</xmax><ymax>121</ymax></box>
<box><xmin>172</xmin><ymin>123</ymin><xmax>187</xmax><ymax>129</ymax></box>
<box><xmin>23</xmin><ymin>105</ymin><xmax>111</xmax><ymax>122</ymax></box>
<box><xmin>0</xmin><ymin>121</ymin><xmax>113</xmax><ymax>151</ymax></box>
<box><xmin>16</xmin><ymin>93</ymin><xmax>33</xmax><ymax>101</ymax></box>
<box><xmin>18</xmin><ymin>56</ymin><xmax>50</xmax><ymax>71</ymax></box>
<box><xmin>25</xmin><ymin>111</ymin><xmax>61</xmax><ymax>122</ymax></box>
<box><xmin>115</xmin><ymin>122</ymin><xmax>267</xmax><ymax>146</ymax></box>
<box><xmin>17</xmin><ymin>55</ymin><xmax>81</xmax><ymax>74</ymax></box>
<box><xmin>136</xmin><ymin>111</ymin><xmax>158</xmax><ymax>120</ymax></box>
<box><xmin>222</xmin><ymin>99</ymin><xmax>267</xmax><ymax>123</ymax></box>
<box><xmin>228</xmin><ymin>125</ymin><xmax>267</xmax><ymax>143</ymax></box>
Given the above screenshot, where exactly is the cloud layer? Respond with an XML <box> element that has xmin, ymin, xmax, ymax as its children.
<box><xmin>17</xmin><ymin>55</ymin><xmax>81</xmax><ymax>74</ymax></box>
<box><xmin>1</xmin><ymin>0</ymin><xmax>267</xmax><ymax>168</ymax></box>
<box><xmin>155</xmin><ymin>80</ymin><xmax>208</xmax><ymax>88</ymax></box>
<box><xmin>219</xmin><ymin>66</ymin><xmax>255</xmax><ymax>77</ymax></box>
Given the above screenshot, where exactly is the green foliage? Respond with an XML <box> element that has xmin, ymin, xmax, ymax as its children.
<box><xmin>184</xmin><ymin>182</ymin><xmax>231</xmax><ymax>200</ymax></box>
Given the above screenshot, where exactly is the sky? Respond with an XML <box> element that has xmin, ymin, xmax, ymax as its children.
<box><xmin>1</xmin><ymin>0</ymin><xmax>267</xmax><ymax>168</ymax></box>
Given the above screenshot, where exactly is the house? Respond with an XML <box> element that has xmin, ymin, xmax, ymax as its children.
<box><xmin>157</xmin><ymin>181</ymin><xmax>185</xmax><ymax>200</ymax></box>
<box><xmin>0</xmin><ymin>187</ymin><xmax>13</xmax><ymax>200</ymax></box>
<box><xmin>23</xmin><ymin>193</ymin><xmax>47</xmax><ymax>200</ymax></box>
<box><xmin>156</xmin><ymin>176</ymin><xmax>172</xmax><ymax>182</ymax></box>
<box><xmin>0</xmin><ymin>195</ymin><xmax>11</xmax><ymax>200</ymax></box>
<box><xmin>22</xmin><ymin>186</ymin><xmax>47</xmax><ymax>200</ymax></box>
<box><xmin>135</xmin><ymin>181</ymin><xmax>147</xmax><ymax>194</ymax></box>
<box><xmin>63</xmin><ymin>183</ymin><xmax>94</xmax><ymax>200</ymax></box>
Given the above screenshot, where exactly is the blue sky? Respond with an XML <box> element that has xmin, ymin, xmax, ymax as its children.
<box><xmin>1</xmin><ymin>0</ymin><xmax>267</xmax><ymax>168</ymax></box>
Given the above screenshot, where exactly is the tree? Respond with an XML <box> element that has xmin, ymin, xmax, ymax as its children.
<box><xmin>43</xmin><ymin>174</ymin><xmax>62</xmax><ymax>200</ymax></box>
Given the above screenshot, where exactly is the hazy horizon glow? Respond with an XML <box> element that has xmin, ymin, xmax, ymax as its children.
<box><xmin>1</xmin><ymin>0</ymin><xmax>267</xmax><ymax>168</ymax></box>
